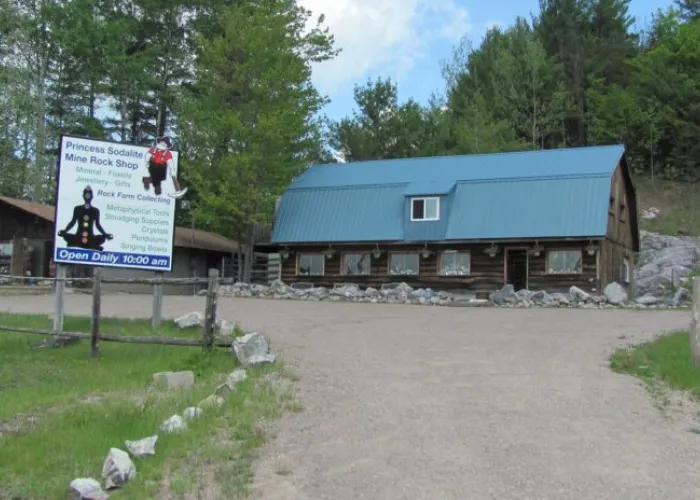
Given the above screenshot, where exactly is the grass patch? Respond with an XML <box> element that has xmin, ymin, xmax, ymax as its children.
<box><xmin>0</xmin><ymin>312</ymin><xmax>294</xmax><ymax>499</ymax></box>
<box><xmin>610</xmin><ymin>331</ymin><xmax>700</xmax><ymax>403</ymax></box>
<box><xmin>636</xmin><ymin>177</ymin><xmax>700</xmax><ymax>237</ymax></box>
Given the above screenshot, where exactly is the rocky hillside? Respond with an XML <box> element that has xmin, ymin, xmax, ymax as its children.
<box><xmin>634</xmin><ymin>178</ymin><xmax>700</xmax><ymax>298</ymax></box>
<box><xmin>636</xmin><ymin>231</ymin><xmax>700</xmax><ymax>298</ymax></box>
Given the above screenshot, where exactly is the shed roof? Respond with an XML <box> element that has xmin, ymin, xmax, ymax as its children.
<box><xmin>0</xmin><ymin>196</ymin><xmax>55</xmax><ymax>222</ymax></box>
<box><xmin>272</xmin><ymin>145</ymin><xmax>629</xmax><ymax>243</ymax></box>
<box><xmin>288</xmin><ymin>144</ymin><xmax>625</xmax><ymax>189</ymax></box>
<box><xmin>0</xmin><ymin>196</ymin><xmax>238</xmax><ymax>253</ymax></box>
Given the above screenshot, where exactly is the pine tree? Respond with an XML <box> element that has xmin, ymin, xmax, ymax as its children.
<box><xmin>177</xmin><ymin>0</ymin><xmax>336</xmax><ymax>278</ymax></box>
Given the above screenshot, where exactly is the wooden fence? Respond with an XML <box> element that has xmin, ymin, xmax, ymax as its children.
<box><xmin>223</xmin><ymin>252</ymin><xmax>281</xmax><ymax>285</ymax></box>
<box><xmin>61</xmin><ymin>253</ymin><xmax>281</xmax><ymax>295</ymax></box>
<box><xmin>0</xmin><ymin>268</ymin><xmax>235</xmax><ymax>358</ymax></box>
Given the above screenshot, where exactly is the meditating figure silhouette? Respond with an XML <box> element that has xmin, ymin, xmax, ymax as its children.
<box><xmin>57</xmin><ymin>186</ymin><xmax>113</xmax><ymax>251</ymax></box>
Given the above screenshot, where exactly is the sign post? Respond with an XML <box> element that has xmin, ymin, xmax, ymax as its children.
<box><xmin>152</xmin><ymin>271</ymin><xmax>163</xmax><ymax>328</ymax></box>
<box><xmin>52</xmin><ymin>264</ymin><xmax>66</xmax><ymax>335</ymax></box>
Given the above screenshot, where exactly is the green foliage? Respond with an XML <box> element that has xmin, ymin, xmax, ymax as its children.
<box><xmin>328</xmin><ymin>77</ymin><xmax>438</xmax><ymax>161</ymax></box>
<box><xmin>176</xmin><ymin>0</ymin><xmax>336</xmax><ymax>242</ymax></box>
<box><xmin>610</xmin><ymin>331</ymin><xmax>700</xmax><ymax>399</ymax></box>
<box><xmin>0</xmin><ymin>0</ymin><xmax>337</xmax><ymax>228</ymax></box>
<box><xmin>0</xmin><ymin>313</ymin><xmax>292</xmax><ymax>498</ymax></box>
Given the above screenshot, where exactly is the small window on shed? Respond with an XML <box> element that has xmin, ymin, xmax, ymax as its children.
<box><xmin>411</xmin><ymin>197</ymin><xmax>439</xmax><ymax>221</ymax></box>
<box><xmin>623</xmin><ymin>258</ymin><xmax>630</xmax><ymax>283</ymax></box>
<box><xmin>547</xmin><ymin>250</ymin><xmax>582</xmax><ymax>274</ymax></box>
<box><xmin>297</xmin><ymin>253</ymin><xmax>324</xmax><ymax>276</ymax></box>
<box><xmin>390</xmin><ymin>253</ymin><xmax>419</xmax><ymax>275</ymax></box>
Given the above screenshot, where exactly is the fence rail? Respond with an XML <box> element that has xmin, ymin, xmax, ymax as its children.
<box><xmin>0</xmin><ymin>274</ymin><xmax>242</xmax><ymax>286</ymax></box>
<box><xmin>0</xmin><ymin>267</ymin><xmax>227</xmax><ymax>358</ymax></box>
<box><xmin>0</xmin><ymin>325</ymin><xmax>232</xmax><ymax>348</ymax></box>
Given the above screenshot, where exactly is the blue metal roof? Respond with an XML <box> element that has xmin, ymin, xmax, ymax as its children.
<box><xmin>288</xmin><ymin>145</ymin><xmax>624</xmax><ymax>189</ymax></box>
<box><xmin>403</xmin><ymin>180</ymin><xmax>456</xmax><ymax>196</ymax></box>
<box><xmin>273</xmin><ymin>185</ymin><xmax>405</xmax><ymax>242</ymax></box>
<box><xmin>271</xmin><ymin>145</ymin><xmax>625</xmax><ymax>243</ymax></box>
<box><xmin>445</xmin><ymin>176</ymin><xmax>611</xmax><ymax>239</ymax></box>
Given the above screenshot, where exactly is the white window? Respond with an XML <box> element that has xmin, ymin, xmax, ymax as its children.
<box><xmin>410</xmin><ymin>197</ymin><xmax>439</xmax><ymax>221</ymax></box>
<box><xmin>342</xmin><ymin>252</ymin><xmax>370</xmax><ymax>275</ymax></box>
<box><xmin>547</xmin><ymin>250</ymin><xmax>582</xmax><ymax>274</ymax></box>
<box><xmin>298</xmin><ymin>253</ymin><xmax>324</xmax><ymax>276</ymax></box>
<box><xmin>623</xmin><ymin>258</ymin><xmax>630</xmax><ymax>283</ymax></box>
<box><xmin>439</xmin><ymin>250</ymin><xmax>471</xmax><ymax>276</ymax></box>
<box><xmin>390</xmin><ymin>253</ymin><xmax>419</xmax><ymax>275</ymax></box>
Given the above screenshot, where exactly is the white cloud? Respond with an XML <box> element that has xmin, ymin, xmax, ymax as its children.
<box><xmin>298</xmin><ymin>0</ymin><xmax>470</xmax><ymax>95</ymax></box>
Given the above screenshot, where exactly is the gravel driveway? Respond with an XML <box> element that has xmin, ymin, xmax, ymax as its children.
<box><xmin>2</xmin><ymin>294</ymin><xmax>699</xmax><ymax>499</ymax></box>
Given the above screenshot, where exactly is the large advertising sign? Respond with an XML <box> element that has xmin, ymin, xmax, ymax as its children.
<box><xmin>53</xmin><ymin>135</ymin><xmax>184</xmax><ymax>272</ymax></box>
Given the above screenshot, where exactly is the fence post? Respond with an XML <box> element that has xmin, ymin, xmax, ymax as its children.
<box><xmin>52</xmin><ymin>264</ymin><xmax>66</xmax><ymax>335</ymax></box>
<box><xmin>90</xmin><ymin>268</ymin><xmax>102</xmax><ymax>359</ymax></box>
<box><xmin>152</xmin><ymin>271</ymin><xmax>163</xmax><ymax>328</ymax></box>
<box><xmin>691</xmin><ymin>277</ymin><xmax>700</xmax><ymax>366</ymax></box>
<box><xmin>203</xmin><ymin>268</ymin><xmax>219</xmax><ymax>351</ymax></box>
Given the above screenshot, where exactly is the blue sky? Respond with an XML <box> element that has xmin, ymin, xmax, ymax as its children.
<box><xmin>299</xmin><ymin>0</ymin><xmax>674</xmax><ymax>122</ymax></box>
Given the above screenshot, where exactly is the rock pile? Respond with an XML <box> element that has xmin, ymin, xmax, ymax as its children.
<box><xmin>487</xmin><ymin>283</ymin><xmax>689</xmax><ymax>309</ymax></box>
<box><xmin>218</xmin><ymin>279</ymin><xmax>690</xmax><ymax>309</ymax></box>
<box><xmin>219</xmin><ymin>280</ymin><xmax>454</xmax><ymax>305</ymax></box>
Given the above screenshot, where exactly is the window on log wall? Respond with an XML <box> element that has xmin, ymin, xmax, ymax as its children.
<box><xmin>342</xmin><ymin>252</ymin><xmax>370</xmax><ymax>275</ymax></box>
<box><xmin>439</xmin><ymin>250</ymin><xmax>471</xmax><ymax>276</ymax></box>
<box><xmin>546</xmin><ymin>250</ymin><xmax>582</xmax><ymax>274</ymax></box>
<box><xmin>297</xmin><ymin>253</ymin><xmax>324</xmax><ymax>276</ymax></box>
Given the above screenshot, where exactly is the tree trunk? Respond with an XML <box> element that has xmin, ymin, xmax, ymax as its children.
<box><xmin>130</xmin><ymin>95</ymin><xmax>139</xmax><ymax>143</ymax></box>
<box><xmin>34</xmin><ymin>47</ymin><xmax>47</xmax><ymax>201</ymax></box>
<box><xmin>531</xmin><ymin>71</ymin><xmax>537</xmax><ymax>149</ymax></box>
<box><xmin>242</xmin><ymin>225</ymin><xmax>256</xmax><ymax>283</ymax></box>
<box><xmin>157</xmin><ymin>55</ymin><xmax>170</xmax><ymax>137</ymax></box>
<box><xmin>120</xmin><ymin>93</ymin><xmax>128</xmax><ymax>142</ymax></box>
<box><xmin>236</xmin><ymin>247</ymin><xmax>243</xmax><ymax>281</ymax></box>
<box><xmin>89</xmin><ymin>81</ymin><xmax>96</xmax><ymax>119</ymax></box>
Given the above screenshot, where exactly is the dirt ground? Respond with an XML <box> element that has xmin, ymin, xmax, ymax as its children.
<box><xmin>2</xmin><ymin>294</ymin><xmax>700</xmax><ymax>499</ymax></box>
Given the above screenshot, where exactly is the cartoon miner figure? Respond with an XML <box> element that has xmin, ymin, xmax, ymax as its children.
<box><xmin>58</xmin><ymin>185</ymin><xmax>113</xmax><ymax>251</ymax></box>
<box><xmin>142</xmin><ymin>136</ymin><xmax>188</xmax><ymax>198</ymax></box>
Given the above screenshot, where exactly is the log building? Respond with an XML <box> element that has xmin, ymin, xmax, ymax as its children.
<box><xmin>268</xmin><ymin>145</ymin><xmax>639</xmax><ymax>297</ymax></box>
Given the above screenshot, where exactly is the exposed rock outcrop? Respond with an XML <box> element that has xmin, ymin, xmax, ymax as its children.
<box><xmin>636</xmin><ymin>231</ymin><xmax>700</xmax><ymax>298</ymax></box>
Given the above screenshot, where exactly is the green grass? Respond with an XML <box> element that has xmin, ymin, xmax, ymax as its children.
<box><xmin>0</xmin><ymin>313</ymin><xmax>295</xmax><ymax>499</ymax></box>
<box><xmin>610</xmin><ymin>331</ymin><xmax>700</xmax><ymax>401</ymax></box>
<box><xmin>636</xmin><ymin>177</ymin><xmax>700</xmax><ymax>237</ymax></box>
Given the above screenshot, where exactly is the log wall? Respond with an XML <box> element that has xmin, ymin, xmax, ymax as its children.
<box><xmin>601</xmin><ymin>163</ymin><xmax>636</xmax><ymax>292</ymax></box>
<box><xmin>279</xmin><ymin>240</ymin><xmax>599</xmax><ymax>294</ymax></box>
